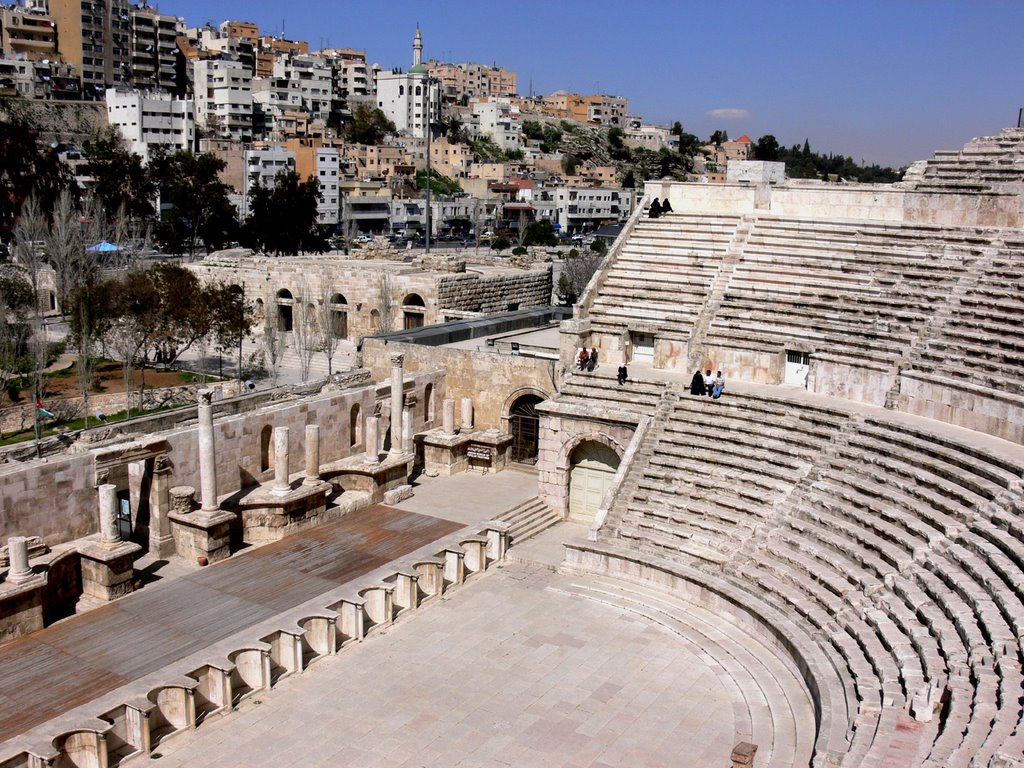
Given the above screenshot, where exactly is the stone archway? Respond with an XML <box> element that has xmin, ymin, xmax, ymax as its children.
<box><xmin>567</xmin><ymin>440</ymin><xmax>621</xmax><ymax>524</ymax></box>
<box><xmin>507</xmin><ymin>393</ymin><xmax>545</xmax><ymax>465</ymax></box>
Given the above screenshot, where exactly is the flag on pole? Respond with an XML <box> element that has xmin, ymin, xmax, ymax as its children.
<box><xmin>35</xmin><ymin>398</ymin><xmax>55</xmax><ymax>419</ymax></box>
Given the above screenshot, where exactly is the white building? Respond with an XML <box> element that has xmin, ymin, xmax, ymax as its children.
<box><xmin>275</xmin><ymin>53</ymin><xmax>332</xmax><ymax>121</ymax></box>
<box><xmin>375</xmin><ymin>27</ymin><xmax>441</xmax><ymax>139</ymax></box>
<box><xmin>314</xmin><ymin>147</ymin><xmax>340</xmax><ymax>226</ymax></box>
<box><xmin>726</xmin><ymin>160</ymin><xmax>786</xmax><ymax>185</ymax></box>
<box><xmin>551</xmin><ymin>186</ymin><xmax>632</xmax><ymax>233</ymax></box>
<box><xmin>105</xmin><ymin>87</ymin><xmax>194</xmax><ymax>162</ymax></box>
<box><xmin>242</xmin><ymin>147</ymin><xmax>295</xmax><ymax>217</ymax></box>
<box><xmin>469</xmin><ymin>99</ymin><xmax>522</xmax><ymax>151</ymax></box>
<box><xmin>193</xmin><ymin>57</ymin><xmax>253</xmax><ymax>141</ymax></box>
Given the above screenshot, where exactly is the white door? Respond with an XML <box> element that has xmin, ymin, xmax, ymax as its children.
<box><xmin>568</xmin><ymin>442</ymin><xmax>620</xmax><ymax>524</ymax></box>
<box><xmin>631</xmin><ymin>332</ymin><xmax>655</xmax><ymax>362</ymax></box>
<box><xmin>785</xmin><ymin>350</ymin><xmax>810</xmax><ymax>387</ymax></box>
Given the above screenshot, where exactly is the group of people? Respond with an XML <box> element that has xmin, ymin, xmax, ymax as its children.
<box><xmin>577</xmin><ymin>347</ymin><xmax>599</xmax><ymax>372</ymax></box>
<box><xmin>690</xmin><ymin>369</ymin><xmax>726</xmax><ymax>399</ymax></box>
<box><xmin>648</xmin><ymin>198</ymin><xmax>674</xmax><ymax>218</ymax></box>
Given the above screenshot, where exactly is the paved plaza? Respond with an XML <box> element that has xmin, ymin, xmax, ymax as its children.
<box><xmin>138</xmin><ymin>559</ymin><xmax>778</xmax><ymax>768</ymax></box>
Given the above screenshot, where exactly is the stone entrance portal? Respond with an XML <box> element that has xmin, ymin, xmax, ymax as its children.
<box><xmin>568</xmin><ymin>441</ymin><xmax>620</xmax><ymax>524</ymax></box>
<box><xmin>509</xmin><ymin>395</ymin><xmax>543</xmax><ymax>464</ymax></box>
<box><xmin>785</xmin><ymin>349</ymin><xmax>810</xmax><ymax>387</ymax></box>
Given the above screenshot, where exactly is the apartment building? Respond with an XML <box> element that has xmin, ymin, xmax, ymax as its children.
<box><xmin>49</xmin><ymin>0</ymin><xmax>131</xmax><ymax>99</ymax></box>
<box><xmin>105</xmin><ymin>86</ymin><xmax>194</xmax><ymax>161</ymax></box>
<box><xmin>430</xmin><ymin>136</ymin><xmax>472</xmax><ymax>179</ymax></box>
<box><xmin>127</xmin><ymin>4</ymin><xmax>182</xmax><ymax>92</ymax></box>
<box><xmin>426</xmin><ymin>60</ymin><xmax>516</xmax><ymax>103</ymax></box>
<box><xmin>551</xmin><ymin>186</ymin><xmax>632</xmax><ymax>232</ymax></box>
<box><xmin>242</xmin><ymin>146</ymin><xmax>295</xmax><ymax>217</ymax></box>
<box><xmin>0</xmin><ymin>4</ymin><xmax>57</xmax><ymax>60</ymax></box>
<box><xmin>319</xmin><ymin>48</ymin><xmax>373</xmax><ymax>99</ymax></box>
<box><xmin>469</xmin><ymin>99</ymin><xmax>522</xmax><ymax>151</ymax></box>
<box><xmin>193</xmin><ymin>56</ymin><xmax>253</xmax><ymax>141</ymax></box>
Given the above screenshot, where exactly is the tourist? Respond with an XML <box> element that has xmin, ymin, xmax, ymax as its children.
<box><xmin>689</xmin><ymin>370</ymin><xmax>705</xmax><ymax>396</ymax></box>
<box><xmin>648</xmin><ymin>198</ymin><xmax>662</xmax><ymax>219</ymax></box>
<box><xmin>712</xmin><ymin>371</ymin><xmax>726</xmax><ymax>399</ymax></box>
<box><xmin>703</xmin><ymin>369</ymin><xmax>715</xmax><ymax>397</ymax></box>
<box><xmin>587</xmin><ymin>348</ymin><xmax>599</xmax><ymax>371</ymax></box>
<box><xmin>617</xmin><ymin>364</ymin><xmax>628</xmax><ymax>385</ymax></box>
<box><xmin>661</xmin><ymin>198</ymin><xmax>673</xmax><ymax>213</ymax></box>
<box><xmin>578</xmin><ymin>347</ymin><xmax>590</xmax><ymax>371</ymax></box>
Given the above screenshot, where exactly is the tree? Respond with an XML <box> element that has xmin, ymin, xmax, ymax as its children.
<box><xmin>209</xmin><ymin>282</ymin><xmax>254</xmax><ymax>382</ymax></box>
<box><xmin>0</xmin><ymin>263</ymin><xmax>34</xmax><ymax>408</ymax></box>
<box><xmin>66</xmin><ymin>278</ymin><xmax>117</xmax><ymax>426</ymax></box>
<box><xmin>670</xmin><ymin>121</ymin><xmax>683</xmax><ymax>136</ymax></box>
<box><xmin>345</xmin><ymin>104</ymin><xmax>396</xmax><ymax>145</ymax></box>
<box><xmin>709</xmin><ymin>129</ymin><xmax>728</xmax><ymax>145</ymax></box>
<box><xmin>522</xmin><ymin>220</ymin><xmax>559</xmax><ymax>247</ymax></box>
<box><xmin>754</xmin><ymin>135</ymin><xmax>780</xmax><ymax>161</ymax></box>
<box><xmin>607</xmin><ymin>127</ymin><xmax>630</xmax><ymax>161</ymax></box>
<box><xmin>0</xmin><ymin>99</ymin><xmax>73</xmax><ymax>240</ymax></box>
<box><xmin>154</xmin><ymin>150</ymin><xmax>238</xmax><ymax>257</ymax></box>
<box><xmin>556</xmin><ymin>248</ymin><xmax>603</xmax><ymax>305</ymax></box>
<box><xmin>490</xmin><ymin>236</ymin><xmax>511</xmax><ymax>253</ymax></box>
<box><xmin>261</xmin><ymin>325</ymin><xmax>282</xmax><ymax>387</ymax></box>
<box><xmin>242</xmin><ymin>171</ymin><xmax>324</xmax><ymax>255</ymax></box>
<box><xmin>315</xmin><ymin>290</ymin><xmax>342</xmax><ymax>376</ymax></box>
<box><xmin>590</xmin><ymin>238</ymin><xmax>607</xmax><ymax>254</ymax></box>
<box><xmin>83</xmin><ymin>127</ymin><xmax>156</xmax><ymax>220</ymax></box>
<box><xmin>562</xmin><ymin>155</ymin><xmax>579</xmax><ymax>177</ymax></box>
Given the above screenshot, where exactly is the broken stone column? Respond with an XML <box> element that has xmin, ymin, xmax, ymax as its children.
<box><xmin>389</xmin><ymin>354</ymin><xmax>404</xmax><ymax>455</ymax></box>
<box><xmin>98</xmin><ymin>483</ymin><xmax>120</xmax><ymax>547</ymax></box>
<box><xmin>461</xmin><ymin>397</ymin><xmax>474</xmax><ymax>430</ymax></box>
<box><xmin>442</xmin><ymin>399</ymin><xmax>456</xmax><ymax>435</ymax></box>
<box><xmin>197</xmin><ymin>389</ymin><xmax>219</xmax><ymax>512</ymax></box>
<box><xmin>365</xmin><ymin>416</ymin><xmax>380</xmax><ymax>463</ymax></box>
<box><xmin>303</xmin><ymin>424</ymin><xmax>320</xmax><ymax>485</ymax></box>
<box><xmin>5</xmin><ymin>536</ymin><xmax>33</xmax><ymax>584</ymax></box>
<box><xmin>273</xmin><ymin>426</ymin><xmax>291</xmax><ymax>494</ymax></box>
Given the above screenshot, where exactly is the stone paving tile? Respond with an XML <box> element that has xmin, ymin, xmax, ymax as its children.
<box><xmin>142</xmin><ymin>562</ymin><xmax>768</xmax><ymax>768</ymax></box>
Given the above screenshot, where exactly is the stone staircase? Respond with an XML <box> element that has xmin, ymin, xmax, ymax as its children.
<box><xmin>499</xmin><ymin>497</ymin><xmax>561</xmax><ymax>546</ymax></box>
<box><xmin>686</xmin><ymin>214</ymin><xmax>752</xmax><ymax>370</ymax></box>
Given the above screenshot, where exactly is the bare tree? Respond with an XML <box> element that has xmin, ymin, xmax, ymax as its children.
<box><xmin>46</xmin><ymin>187</ymin><xmax>84</xmax><ymax>315</ymax></box>
<box><xmin>556</xmin><ymin>248</ymin><xmax>604</xmax><ymax>305</ymax></box>
<box><xmin>316</xmin><ymin>290</ymin><xmax>343</xmax><ymax>376</ymax></box>
<box><xmin>291</xmin><ymin>289</ymin><xmax>318</xmax><ymax>383</ymax></box>
<box><xmin>374</xmin><ymin>273</ymin><xmax>393</xmax><ymax>333</ymax></box>
<box><xmin>12</xmin><ymin>195</ymin><xmax>49</xmax><ymax>448</ymax></box>
<box><xmin>262</xmin><ymin>325</ymin><xmax>282</xmax><ymax>387</ymax></box>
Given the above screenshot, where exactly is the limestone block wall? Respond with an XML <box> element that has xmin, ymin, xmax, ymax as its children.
<box><xmin>897</xmin><ymin>372</ymin><xmax>1024</xmax><ymax>445</ymax></box>
<box><xmin>363</xmin><ymin>338</ymin><xmax>556</xmax><ymax>430</ymax></box>
<box><xmin>809</xmin><ymin>360</ymin><xmax>893</xmax><ymax>407</ymax></box>
<box><xmin>537</xmin><ymin>410</ymin><xmax>637</xmax><ymax>519</ymax></box>
<box><xmin>647</xmin><ymin>180</ymin><xmax>1024</xmax><ymax>229</ymax></box>
<box><xmin>0</xmin><ymin>452</ymin><xmax>97</xmax><ymax>545</ymax></box>
<box><xmin>436</xmin><ymin>267</ymin><xmax>552</xmax><ymax>315</ymax></box>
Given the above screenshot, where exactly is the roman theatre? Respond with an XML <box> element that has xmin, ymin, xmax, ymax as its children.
<box><xmin>2</xmin><ymin>128</ymin><xmax>1024</xmax><ymax>767</ymax></box>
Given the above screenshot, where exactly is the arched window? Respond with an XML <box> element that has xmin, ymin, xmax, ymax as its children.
<box><xmin>415</xmin><ymin>85</ymin><xmax>421</xmax><ymax>96</ymax></box>
<box><xmin>349</xmin><ymin>403</ymin><xmax>361</xmax><ymax>446</ymax></box>
<box><xmin>399</xmin><ymin>85</ymin><xmax>404</xmax><ymax>96</ymax></box>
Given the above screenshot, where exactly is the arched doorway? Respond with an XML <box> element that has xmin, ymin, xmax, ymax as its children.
<box><xmin>276</xmin><ymin>289</ymin><xmax>294</xmax><ymax>332</ymax></box>
<box><xmin>329</xmin><ymin>293</ymin><xmax>348</xmax><ymax>340</ymax></box>
<box><xmin>509</xmin><ymin>394</ymin><xmax>544</xmax><ymax>464</ymax></box>
<box><xmin>568</xmin><ymin>441</ymin><xmax>620</xmax><ymax>524</ymax></box>
<box><xmin>402</xmin><ymin>293</ymin><xmax>425</xmax><ymax>330</ymax></box>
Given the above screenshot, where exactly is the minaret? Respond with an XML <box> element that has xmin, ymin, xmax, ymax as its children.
<box><xmin>413</xmin><ymin>25</ymin><xmax>423</xmax><ymax>67</ymax></box>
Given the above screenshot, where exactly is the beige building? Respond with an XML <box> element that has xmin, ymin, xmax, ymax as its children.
<box><xmin>430</xmin><ymin>137</ymin><xmax>472</xmax><ymax>179</ymax></box>
<box><xmin>49</xmin><ymin>0</ymin><xmax>131</xmax><ymax>99</ymax></box>
<box><xmin>426</xmin><ymin>60</ymin><xmax>517</xmax><ymax>103</ymax></box>
<box><xmin>0</xmin><ymin>5</ymin><xmax>57</xmax><ymax>61</ymax></box>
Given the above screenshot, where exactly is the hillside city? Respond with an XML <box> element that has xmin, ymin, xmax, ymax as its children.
<box><xmin>0</xmin><ymin>0</ymin><xmax>901</xmax><ymax>258</ymax></box>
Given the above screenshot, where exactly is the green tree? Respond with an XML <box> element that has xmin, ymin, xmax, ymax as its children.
<box><xmin>709</xmin><ymin>129</ymin><xmax>728</xmax><ymax>145</ymax></box>
<box><xmin>670</xmin><ymin>121</ymin><xmax>683</xmax><ymax>136</ymax></box>
<box><xmin>242</xmin><ymin>171</ymin><xmax>324</xmax><ymax>255</ymax></box>
<box><xmin>540</xmin><ymin>124</ymin><xmax>563</xmax><ymax>154</ymax></box>
<box><xmin>83</xmin><ymin>127</ymin><xmax>156</xmax><ymax>220</ymax></box>
<box><xmin>154</xmin><ymin>150</ymin><xmax>238</xmax><ymax>257</ymax></box>
<box><xmin>345</xmin><ymin>104</ymin><xmax>396</xmax><ymax>145</ymax></box>
<box><xmin>490</xmin><ymin>236</ymin><xmax>511</xmax><ymax>253</ymax></box>
<box><xmin>754</xmin><ymin>135</ymin><xmax>780</xmax><ymax>161</ymax></box>
<box><xmin>522</xmin><ymin>220</ymin><xmax>559</xmax><ymax>247</ymax></box>
<box><xmin>590</xmin><ymin>238</ymin><xmax>607</xmax><ymax>254</ymax></box>
<box><xmin>0</xmin><ymin>263</ymin><xmax>35</xmax><ymax>407</ymax></box>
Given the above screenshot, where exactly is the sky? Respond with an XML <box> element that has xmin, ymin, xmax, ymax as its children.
<box><xmin>162</xmin><ymin>0</ymin><xmax>1023</xmax><ymax>168</ymax></box>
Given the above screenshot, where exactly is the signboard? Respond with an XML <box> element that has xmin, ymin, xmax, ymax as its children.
<box><xmin>466</xmin><ymin>445</ymin><xmax>491</xmax><ymax>461</ymax></box>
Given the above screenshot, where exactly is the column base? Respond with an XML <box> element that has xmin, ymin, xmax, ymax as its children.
<box><xmin>78</xmin><ymin>536</ymin><xmax>143</xmax><ymax>602</ymax></box>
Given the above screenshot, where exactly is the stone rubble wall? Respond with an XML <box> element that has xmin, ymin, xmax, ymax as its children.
<box><xmin>436</xmin><ymin>267</ymin><xmax>552</xmax><ymax>314</ymax></box>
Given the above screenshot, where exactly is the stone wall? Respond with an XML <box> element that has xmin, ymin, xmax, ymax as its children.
<box><xmin>896</xmin><ymin>372</ymin><xmax>1024</xmax><ymax>445</ymax></box>
<box><xmin>189</xmin><ymin>255</ymin><xmax>551</xmax><ymax>343</ymax></box>
<box><xmin>0</xmin><ymin>452</ymin><xmax>97</xmax><ymax>545</ymax></box>
<box><xmin>363</xmin><ymin>338</ymin><xmax>556</xmax><ymax>430</ymax></box>
<box><xmin>647</xmin><ymin>180</ymin><xmax>1024</xmax><ymax>229</ymax></box>
<box><xmin>0</xmin><ymin>371</ymin><xmax>443</xmax><ymax>548</ymax></box>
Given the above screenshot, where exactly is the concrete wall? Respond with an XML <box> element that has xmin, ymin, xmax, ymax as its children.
<box><xmin>363</xmin><ymin>338</ymin><xmax>556</xmax><ymax>430</ymax></box>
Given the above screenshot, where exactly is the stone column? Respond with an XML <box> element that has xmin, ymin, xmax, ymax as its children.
<box><xmin>99</xmin><ymin>483</ymin><xmax>120</xmax><ymax>547</ymax></box>
<box><xmin>149</xmin><ymin>457</ymin><xmax>175</xmax><ymax>557</ymax></box>
<box><xmin>197</xmin><ymin>389</ymin><xmax>219</xmax><ymax>512</ymax></box>
<box><xmin>460</xmin><ymin>397</ymin><xmax>474</xmax><ymax>431</ymax></box>
<box><xmin>304</xmin><ymin>424</ymin><xmax>320</xmax><ymax>485</ymax></box>
<box><xmin>6</xmin><ymin>536</ymin><xmax>33</xmax><ymax>584</ymax></box>
<box><xmin>402</xmin><ymin>406</ymin><xmax>413</xmax><ymax>447</ymax></box>
<box><xmin>389</xmin><ymin>354</ymin><xmax>405</xmax><ymax>455</ymax></box>
<box><xmin>273</xmin><ymin>427</ymin><xmax>291</xmax><ymax>494</ymax></box>
<box><xmin>442</xmin><ymin>399</ymin><xmax>456</xmax><ymax>435</ymax></box>
<box><xmin>365</xmin><ymin>416</ymin><xmax>380</xmax><ymax>463</ymax></box>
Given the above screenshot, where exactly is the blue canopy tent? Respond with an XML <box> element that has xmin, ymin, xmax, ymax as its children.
<box><xmin>86</xmin><ymin>241</ymin><xmax>120</xmax><ymax>252</ymax></box>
